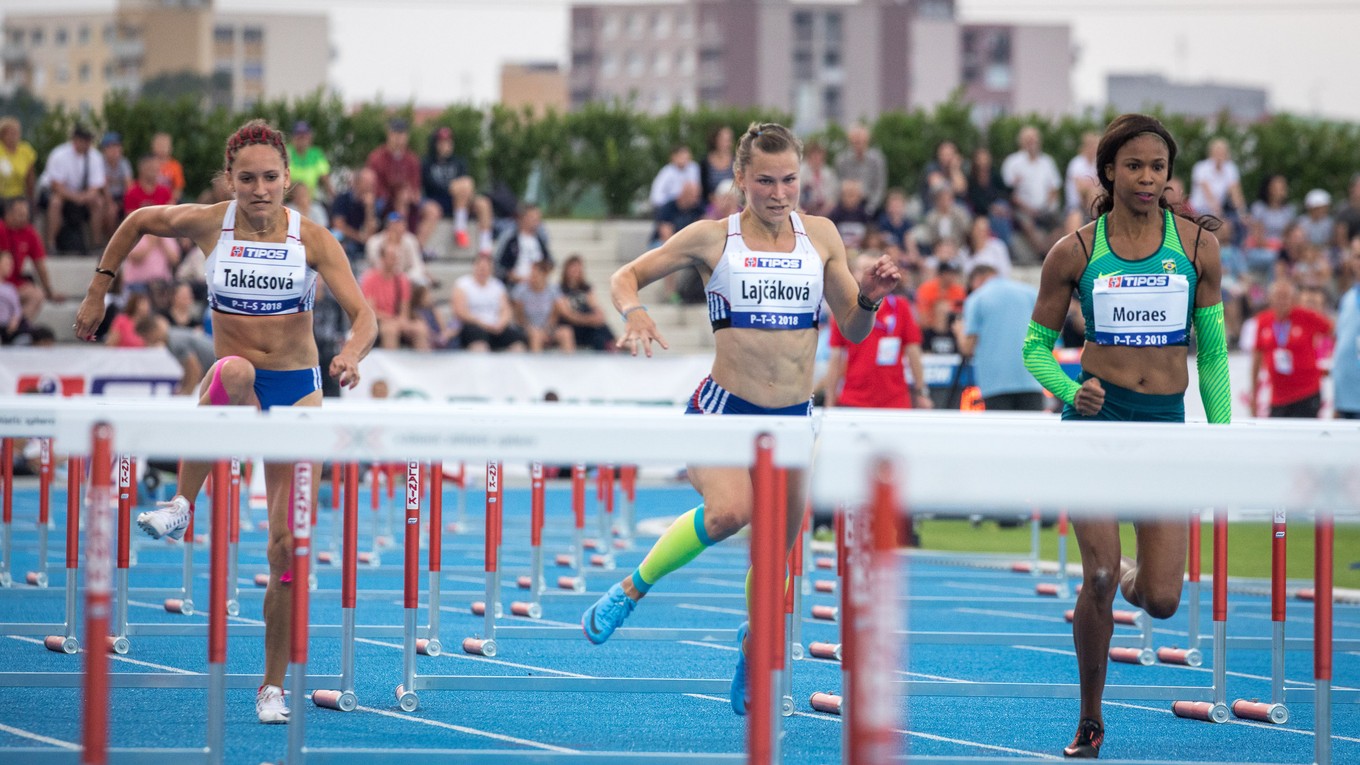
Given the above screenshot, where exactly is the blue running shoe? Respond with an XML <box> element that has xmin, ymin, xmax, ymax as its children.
<box><xmin>731</xmin><ymin>621</ymin><xmax>749</xmax><ymax>715</ymax></box>
<box><xmin>582</xmin><ymin>583</ymin><xmax>637</xmax><ymax>645</ymax></box>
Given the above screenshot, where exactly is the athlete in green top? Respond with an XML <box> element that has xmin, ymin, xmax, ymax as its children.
<box><xmin>1021</xmin><ymin>113</ymin><xmax>1232</xmax><ymax>758</ymax></box>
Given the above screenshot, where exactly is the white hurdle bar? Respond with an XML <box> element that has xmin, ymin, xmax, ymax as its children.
<box><xmin>812</xmin><ymin>410</ymin><xmax>1360</xmax><ymax>765</ymax></box>
<box><xmin>4</xmin><ymin>397</ymin><xmax>814</xmax><ymax>765</ymax></box>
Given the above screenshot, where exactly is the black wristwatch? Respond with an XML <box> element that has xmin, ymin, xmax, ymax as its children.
<box><xmin>857</xmin><ymin>292</ymin><xmax>881</xmax><ymax>312</ymax></box>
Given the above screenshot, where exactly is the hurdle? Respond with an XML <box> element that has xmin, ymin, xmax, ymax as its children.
<box><xmin>23</xmin><ymin>438</ymin><xmax>53</xmax><ymax>587</ymax></box>
<box><xmin>812</xmin><ymin>410</ymin><xmax>1357</xmax><ymax>765</ymax></box>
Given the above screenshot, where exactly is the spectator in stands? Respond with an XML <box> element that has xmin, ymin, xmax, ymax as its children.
<box><xmin>649</xmin><ymin>144</ymin><xmax>702</xmax><ymax>210</ymax></box>
<box><xmin>0</xmin><ymin>117</ymin><xmax>37</xmax><ymax>207</ymax></box>
<box><xmin>135</xmin><ymin>313</ymin><xmax>214</xmax><ymax>394</ymax></box>
<box><xmin>104</xmin><ymin>291</ymin><xmax>151</xmax><ymax>348</ymax></box>
<box><xmin>0</xmin><ymin>250</ymin><xmax>31</xmax><ymax>344</ymax></box>
<box><xmin>39</xmin><ymin>124</ymin><xmax>106</xmax><ymax>253</ymax></box>
<box><xmin>913</xmin><ymin>180</ymin><xmax>973</xmax><ymax>253</ymax></box>
<box><xmin>331</xmin><ymin>167</ymin><xmax>384</xmax><ymax>262</ymax></box>
<box><xmin>1215</xmin><ymin>219</ymin><xmax>1249</xmax><ymax>346</ymax></box>
<box><xmin>1001</xmin><ymin>125</ymin><xmax>1063</xmax><ymax>264</ymax></box>
<box><xmin>150</xmin><ymin>132</ymin><xmax>186</xmax><ymax>203</ymax></box>
<box><xmin>0</xmin><ymin>197</ymin><xmax>60</xmax><ymax>323</ymax></box>
<box><xmin>966</xmin><ymin>145</ymin><xmax>1013</xmax><ymax>244</ymax></box>
<box><xmin>1242</xmin><ymin>216</ymin><xmax>1282</xmax><ymax>282</ymax></box>
<box><xmin>422</xmin><ymin>125</ymin><xmax>494</xmax><ymax>255</ymax></box>
<box><xmin>799</xmin><ymin>140</ymin><xmax>839</xmax><ymax>217</ymax></box>
<box><xmin>823</xmin><ymin>252</ymin><xmax>930</xmax><ymax>410</ymax></box>
<box><xmin>512</xmin><ymin>259</ymin><xmax>571</xmax><ymax>352</ymax></box>
<box><xmin>1189</xmin><ymin>138</ymin><xmax>1247</xmax><ymax>221</ymax></box>
<box><xmin>452</xmin><ymin>253</ymin><xmax>526</xmax><ymax>352</ymax></box>
<box><xmin>365</xmin><ymin>118</ymin><xmax>436</xmax><ymax>239</ymax></box>
<box><xmin>700</xmin><ymin>125</ymin><xmax>736</xmax><ymax>201</ymax></box>
<box><xmin>960</xmin><ymin>264</ymin><xmax>1044</xmax><ymax>411</ymax></box>
<box><xmin>410</xmin><ymin>283</ymin><xmax>458</xmax><ymax>350</ymax></box>
<box><xmin>361</xmin><ymin>237</ymin><xmax>430</xmax><ymax>351</ymax></box>
<box><xmin>1250</xmin><ymin>278</ymin><xmax>1332</xmax><ymax>418</ymax></box>
<box><xmin>1333</xmin><ymin>173</ymin><xmax>1360</xmax><ymax>248</ymax></box>
<box><xmin>97</xmin><ymin>132</ymin><xmax>133</xmax><ymax>245</ymax></box>
<box><xmin>1250</xmin><ymin>173</ymin><xmax>1296</xmax><ymax>241</ymax></box>
<box><xmin>286</xmin><ymin>182</ymin><xmax>329</xmax><ymax>228</ymax></box>
<box><xmin>1064</xmin><ymin>131</ymin><xmax>1100</xmax><ymax>219</ymax></box>
<box><xmin>365</xmin><ymin>211</ymin><xmax>431</xmax><ymax>288</ymax></box>
<box><xmin>652</xmin><ymin>181</ymin><xmax>706</xmax><ymax>248</ymax></box>
<box><xmin>311</xmin><ymin>279</ymin><xmax>352</xmax><ymax>397</ymax></box>
<box><xmin>162</xmin><ymin>281</ymin><xmax>204</xmax><ymax>331</ymax></box>
<box><xmin>494</xmin><ymin>203</ymin><xmax>553</xmax><ymax>285</ymax></box>
<box><xmin>286</xmin><ymin>121</ymin><xmax>333</xmax><ymax>203</ymax></box>
<box><xmin>875</xmin><ymin>187</ymin><xmax>915</xmax><ymax>250</ymax></box>
<box><xmin>121</xmin><ymin>234</ymin><xmax>180</xmax><ymax>308</ymax></box>
<box><xmin>1297</xmin><ymin>189</ymin><xmax>1336</xmax><ymax>248</ymax></box>
<box><xmin>919</xmin><ymin>140</ymin><xmax>968</xmax><ymax>212</ymax></box>
<box><xmin>826</xmin><ymin>179</ymin><xmax>872</xmax><ymax>250</ymax></box>
<box><xmin>123</xmin><ymin>156</ymin><xmax>174</xmax><ymax>214</ymax></box>
<box><xmin>555</xmin><ymin>254</ymin><xmax>614</xmax><ymax>352</ymax></box>
<box><xmin>705</xmin><ymin>178</ymin><xmax>741</xmax><ymax>221</ymax></box>
<box><xmin>916</xmin><ymin>255</ymin><xmax>966</xmax><ymax>335</ymax></box>
<box><xmin>836</xmin><ymin>123</ymin><xmax>888</xmax><ymax>215</ymax></box>
<box><xmin>960</xmin><ymin>216</ymin><xmax>1011</xmax><ymax>279</ymax></box>
<box><xmin>1334</xmin><ymin>251</ymin><xmax>1360</xmax><ymax>419</ymax></box>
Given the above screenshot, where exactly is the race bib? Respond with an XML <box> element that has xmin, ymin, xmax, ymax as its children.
<box><xmin>875</xmin><ymin>336</ymin><xmax>901</xmax><ymax>366</ymax></box>
<box><xmin>1091</xmin><ymin>274</ymin><xmax>1189</xmax><ymax>347</ymax></box>
<box><xmin>729</xmin><ymin>253</ymin><xmax>820</xmax><ymax>330</ymax></box>
<box><xmin>1273</xmin><ymin>348</ymin><xmax>1294</xmax><ymax>376</ymax></box>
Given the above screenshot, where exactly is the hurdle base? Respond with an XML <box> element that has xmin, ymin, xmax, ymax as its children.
<box><xmin>1157</xmin><ymin>646</ymin><xmax>1203</xmax><ymax>667</ymax></box>
<box><xmin>557</xmin><ymin>576</ymin><xmax>585</xmax><ymax>593</ymax></box>
<box><xmin>43</xmin><ymin>635</ymin><xmax>78</xmax><ymax>654</ymax></box>
<box><xmin>311</xmin><ymin>689</ymin><xmax>357</xmax><ymax>712</ymax></box>
<box><xmin>808</xmin><ymin>641</ymin><xmax>842</xmax><ymax>662</ymax></box>
<box><xmin>416</xmin><ymin>638</ymin><xmax>443</xmax><ymax>657</ymax></box>
<box><xmin>810</xmin><ymin>691</ymin><xmax>842</xmax><ymax>715</ymax></box>
<box><xmin>510</xmin><ymin>601</ymin><xmax>542</xmax><ymax>619</ymax></box>
<box><xmin>394</xmin><ymin>684</ymin><xmax>418</xmax><ymax>712</ymax></box>
<box><xmin>106</xmin><ymin>635</ymin><xmax>129</xmax><ymax>655</ymax></box>
<box><xmin>1232</xmin><ymin>699</ymin><xmax>1289</xmax><ymax>724</ymax></box>
<box><xmin>462</xmin><ymin>637</ymin><xmax>496</xmax><ymax>657</ymax></box>
<box><xmin>469</xmin><ymin>601</ymin><xmax>503</xmax><ymax>618</ymax></box>
<box><xmin>811</xmin><ymin>605</ymin><xmax>838</xmax><ymax>622</ymax></box>
<box><xmin>164</xmin><ymin>598</ymin><xmax>194</xmax><ymax>616</ymax></box>
<box><xmin>1109</xmin><ymin>647</ymin><xmax>1154</xmax><ymax>666</ymax></box>
<box><xmin>1171</xmin><ymin>700</ymin><xmax>1229</xmax><ymax>723</ymax></box>
<box><xmin>25</xmin><ymin>571</ymin><xmax>48</xmax><ymax>588</ymax></box>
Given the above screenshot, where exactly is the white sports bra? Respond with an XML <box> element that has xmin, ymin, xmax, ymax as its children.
<box><xmin>706</xmin><ymin>212</ymin><xmax>823</xmax><ymax>331</ymax></box>
<box><xmin>205</xmin><ymin>201</ymin><xmax>316</xmax><ymax>316</ymax></box>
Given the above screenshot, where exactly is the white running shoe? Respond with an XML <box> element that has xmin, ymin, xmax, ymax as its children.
<box><xmin>136</xmin><ymin>496</ymin><xmax>191</xmax><ymax>540</ymax></box>
<box><xmin>256</xmin><ymin>684</ymin><xmax>290</xmax><ymax>724</ymax></box>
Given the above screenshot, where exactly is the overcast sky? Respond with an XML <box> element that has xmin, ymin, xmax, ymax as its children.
<box><xmin>6</xmin><ymin>0</ymin><xmax>1360</xmax><ymax>121</ymax></box>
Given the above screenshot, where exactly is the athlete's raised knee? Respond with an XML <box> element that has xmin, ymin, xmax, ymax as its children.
<box><xmin>207</xmin><ymin>356</ymin><xmax>256</xmax><ymax>405</ymax></box>
<box><xmin>1081</xmin><ymin>566</ymin><xmax>1119</xmax><ymax>604</ymax></box>
<box><xmin>1140</xmin><ymin>592</ymin><xmax>1180</xmax><ymax>620</ymax></box>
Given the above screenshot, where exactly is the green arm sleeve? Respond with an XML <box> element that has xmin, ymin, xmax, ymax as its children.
<box><xmin>1193</xmin><ymin>302</ymin><xmax>1232</xmax><ymax>424</ymax></box>
<box><xmin>1022</xmin><ymin>320</ymin><xmax>1080</xmax><ymax>406</ymax></box>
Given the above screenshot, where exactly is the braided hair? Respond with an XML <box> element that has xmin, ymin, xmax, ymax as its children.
<box><xmin>223</xmin><ymin>119</ymin><xmax>288</xmax><ymax>174</ymax></box>
<box><xmin>734</xmin><ymin>122</ymin><xmax>802</xmax><ymax>178</ymax></box>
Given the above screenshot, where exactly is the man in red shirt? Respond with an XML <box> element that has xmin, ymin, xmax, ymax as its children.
<box><xmin>123</xmin><ymin>156</ymin><xmax>174</xmax><ymax>214</ymax></box>
<box><xmin>823</xmin><ymin>254</ymin><xmax>932</xmax><ymax>409</ymax></box>
<box><xmin>365</xmin><ymin>119</ymin><xmax>432</xmax><ymax>229</ymax></box>
<box><xmin>0</xmin><ymin>197</ymin><xmax>61</xmax><ymax>322</ymax></box>
<box><xmin>1251</xmin><ymin>278</ymin><xmax>1333</xmax><ymax>418</ymax></box>
<box><xmin>360</xmin><ymin>237</ymin><xmax>430</xmax><ymax>350</ymax></box>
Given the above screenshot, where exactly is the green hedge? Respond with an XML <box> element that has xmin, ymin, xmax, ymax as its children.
<box><xmin>17</xmin><ymin>90</ymin><xmax>1360</xmax><ymax>216</ymax></box>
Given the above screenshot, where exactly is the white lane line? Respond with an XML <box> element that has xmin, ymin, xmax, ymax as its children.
<box><xmin>955</xmin><ymin>607</ymin><xmax>1065</xmax><ymax>624</ymax></box>
<box><xmin>355</xmin><ymin>705</ymin><xmax>578</xmax><ymax>753</ymax></box>
<box><xmin>1234</xmin><ymin>612</ymin><xmax>1360</xmax><ymax>630</ymax></box>
<box><xmin>943</xmin><ymin>582</ymin><xmax>1044</xmax><ymax>596</ymax></box>
<box><xmin>353</xmin><ymin>637</ymin><xmax>588</xmax><ymax>678</ymax></box>
<box><xmin>677</xmin><ymin>603</ymin><xmax>746</xmax><ymax>616</ymax></box>
<box><xmin>7</xmin><ymin>635</ymin><xmax>196</xmax><ymax>675</ymax></box>
<box><xmin>695</xmin><ymin>577</ymin><xmax>744</xmax><ymax>589</ymax></box>
<box><xmin>679</xmin><ymin>640</ymin><xmax>734</xmax><ymax>652</ymax></box>
<box><xmin>1007</xmin><ymin>645</ymin><xmax>1359</xmax><ymax>691</ymax></box>
<box><xmin>0</xmin><ymin>722</ymin><xmax>79</xmax><ymax>750</ymax></box>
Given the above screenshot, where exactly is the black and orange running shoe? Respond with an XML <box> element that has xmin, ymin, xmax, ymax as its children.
<box><xmin>1063</xmin><ymin>718</ymin><xmax>1104</xmax><ymax>758</ymax></box>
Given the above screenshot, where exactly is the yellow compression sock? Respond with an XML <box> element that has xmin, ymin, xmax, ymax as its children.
<box><xmin>630</xmin><ymin>505</ymin><xmax>715</xmax><ymax>595</ymax></box>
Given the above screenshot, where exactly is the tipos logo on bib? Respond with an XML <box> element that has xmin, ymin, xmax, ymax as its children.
<box><xmin>1092</xmin><ymin>273</ymin><xmax>1189</xmax><ymax>346</ymax></box>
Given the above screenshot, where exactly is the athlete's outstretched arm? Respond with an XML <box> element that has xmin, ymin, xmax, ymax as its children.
<box><xmin>810</xmin><ymin>216</ymin><xmax>899</xmax><ymax>343</ymax></box>
<box><xmin>306</xmin><ymin>220</ymin><xmax>377</xmax><ymax>390</ymax></box>
<box><xmin>1188</xmin><ymin>226</ymin><xmax>1231</xmax><ymax>423</ymax></box>
<box><xmin>1023</xmin><ymin>233</ymin><xmax>1087</xmax><ymax>408</ymax></box>
<box><xmin>610</xmin><ymin>219</ymin><xmax>723</xmax><ymax>357</ymax></box>
<box><xmin>75</xmin><ymin>203</ymin><xmax>221</xmax><ymax>340</ymax></box>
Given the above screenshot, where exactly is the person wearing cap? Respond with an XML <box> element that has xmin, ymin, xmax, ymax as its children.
<box><xmin>96</xmin><ymin>132</ymin><xmax>133</xmax><ymax>245</ymax></box>
<box><xmin>364</xmin><ymin>117</ymin><xmax>434</xmax><ymax>239</ymax></box>
<box><xmin>38</xmin><ymin>124</ymin><xmax>107</xmax><ymax>252</ymax></box>
<box><xmin>1297</xmin><ymin>188</ymin><xmax>1336</xmax><ymax>248</ymax></box>
<box><xmin>421</xmin><ymin>125</ymin><xmax>494</xmax><ymax>256</ymax></box>
<box><xmin>0</xmin><ymin>117</ymin><xmax>37</xmax><ymax>209</ymax></box>
<box><xmin>286</xmin><ymin>120</ymin><xmax>333</xmax><ymax>202</ymax></box>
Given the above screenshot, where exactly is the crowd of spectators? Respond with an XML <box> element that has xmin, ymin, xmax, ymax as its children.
<box><xmin>5</xmin><ymin>113</ymin><xmax>1359</xmax><ymax>416</ymax></box>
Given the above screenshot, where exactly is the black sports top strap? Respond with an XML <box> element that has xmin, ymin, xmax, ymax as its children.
<box><xmin>1074</xmin><ymin>228</ymin><xmax>1090</xmax><ymax>262</ymax></box>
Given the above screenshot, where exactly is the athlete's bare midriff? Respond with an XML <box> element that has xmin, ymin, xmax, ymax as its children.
<box><xmin>709</xmin><ymin>327</ymin><xmax>818</xmax><ymax>407</ymax></box>
<box><xmin>210</xmin><ymin>310</ymin><xmax>319</xmax><ymax>371</ymax></box>
<box><xmin>1080</xmin><ymin>343</ymin><xmax>1189</xmax><ymax>394</ymax></box>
